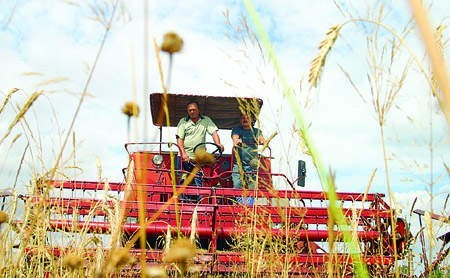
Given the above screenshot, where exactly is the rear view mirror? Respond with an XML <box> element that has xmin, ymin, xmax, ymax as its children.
<box><xmin>297</xmin><ymin>160</ymin><xmax>306</xmax><ymax>187</ymax></box>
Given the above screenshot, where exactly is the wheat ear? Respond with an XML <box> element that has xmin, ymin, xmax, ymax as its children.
<box><xmin>0</xmin><ymin>88</ymin><xmax>20</xmax><ymax>114</ymax></box>
<box><xmin>308</xmin><ymin>24</ymin><xmax>341</xmax><ymax>88</ymax></box>
<box><xmin>430</xmin><ymin>25</ymin><xmax>446</xmax><ymax>96</ymax></box>
<box><xmin>0</xmin><ymin>90</ymin><xmax>43</xmax><ymax>146</ymax></box>
<box><xmin>410</xmin><ymin>0</ymin><xmax>450</xmax><ymax>123</ymax></box>
<box><xmin>189</xmin><ymin>207</ymin><xmax>198</xmax><ymax>242</ymax></box>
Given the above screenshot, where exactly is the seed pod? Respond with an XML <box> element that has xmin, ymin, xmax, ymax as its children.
<box><xmin>62</xmin><ymin>253</ymin><xmax>83</xmax><ymax>270</ymax></box>
<box><xmin>163</xmin><ymin>238</ymin><xmax>197</xmax><ymax>264</ymax></box>
<box><xmin>107</xmin><ymin>248</ymin><xmax>133</xmax><ymax>270</ymax></box>
<box><xmin>161</xmin><ymin>32</ymin><xmax>183</xmax><ymax>54</ymax></box>
<box><xmin>144</xmin><ymin>265</ymin><xmax>167</xmax><ymax>278</ymax></box>
<box><xmin>0</xmin><ymin>211</ymin><xmax>8</xmax><ymax>224</ymax></box>
<box><xmin>121</xmin><ymin>101</ymin><xmax>140</xmax><ymax>117</ymax></box>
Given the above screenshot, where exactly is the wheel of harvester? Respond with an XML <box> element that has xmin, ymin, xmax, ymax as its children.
<box><xmin>365</xmin><ymin>217</ymin><xmax>411</xmax><ymax>276</ymax></box>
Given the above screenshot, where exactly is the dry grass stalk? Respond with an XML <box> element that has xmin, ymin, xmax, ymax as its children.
<box><xmin>94</xmin><ymin>243</ymin><xmax>105</xmax><ymax>277</ymax></box>
<box><xmin>409</xmin><ymin>0</ymin><xmax>450</xmax><ymax>123</ymax></box>
<box><xmin>430</xmin><ymin>25</ymin><xmax>446</xmax><ymax>96</ymax></box>
<box><xmin>0</xmin><ymin>88</ymin><xmax>20</xmax><ymax>114</ymax></box>
<box><xmin>189</xmin><ymin>207</ymin><xmax>198</xmax><ymax>243</ymax></box>
<box><xmin>124</xmin><ymin>171</ymin><xmax>200</xmax><ymax>249</ymax></box>
<box><xmin>309</xmin><ymin>24</ymin><xmax>341</xmax><ymax>88</ymax></box>
<box><xmin>104</xmin><ymin>197</ymin><xmax>122</xmax><ymax>247</ymax></box>
<box><xmin>231</xmin><ymin>206</ymin><xmax>303</xmax><ymax>276</ymax></box>
<box><xmin>136</xmin><ymin>172</ymin><xmax>148</xmax><ymax>271</ymax></box>
<box><xmin>35</xmin><ymin>176</ymin><xmax>53</xmax><ymax>192</ymax></box>
<box><xmin>153</xmin><ymin>37</ymin><xmax>167</xmax><ymax>93</ymax></box>
<box><xmin>0</xmin><ymin>90</ymin><xmax>43</xmax><ymax>146</ymax></box>
<box><xmin>112</xmin><ymin>159</ymin><xmax>134</xmax><ymax>248</ymax></box>
<box><xmin>87</xmin><ymin>0</ymin><xmax>129</xmax><ymax>29</ymax></box>
<box><xmin>164</xmin><ymin>225</ymin><xmax>172</xmax><ymax>255</ymax></box>
<box><xmin>160</xmin><ymin>31</ymin><xmax>183</xmax><ymax>90</ymax></box>
<box><xmin>35</xmin><ymin>77</ymin><xmax>68</xmax><ymax>87</ymax></box>
<box><xmin>21</xmin><ymin>71</ymin><xmax>43</xmax><ymax>76</ymax></box>
<box><xmin>424</xmin><ymin>211</ymin><xmax>436</xmax><ymax>250</ymax></box>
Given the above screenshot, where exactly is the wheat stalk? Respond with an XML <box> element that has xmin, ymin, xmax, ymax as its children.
<box><xmin>0</xmin><ymin>90</ymin><xmax>43</xmax><ymax>146</ymax></box>
<box><xmin>111</xmin><ymin>159</ymin><xmax>134</xmax><ymax>248</ymax></box>
<box><xmin>308</xmin><ymin>24</ymin><xmax>341</xmax><ymax>88</ymax></box>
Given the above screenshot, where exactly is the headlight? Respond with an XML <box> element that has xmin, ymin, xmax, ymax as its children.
<box><xmin>152</xmin><ymin>154</ymin><xmax>164</xmax><ymax>167</ymax></box>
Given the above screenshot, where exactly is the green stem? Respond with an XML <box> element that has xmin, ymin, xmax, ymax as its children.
<box><xmin>243</xmin><ymin>1</ymin><xmax>368</xmax><ymax>276</ymax></box>
<box><xmin>127</xmin><ymin>116</ymin><xmax>131</xmax><ymax>142</ymax></box>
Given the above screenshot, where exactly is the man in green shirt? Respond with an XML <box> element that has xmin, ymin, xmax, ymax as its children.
<box><xmin>176</xmin><ymin>100</ymin><xmax>224</xmax><ymax>186</ymax></box>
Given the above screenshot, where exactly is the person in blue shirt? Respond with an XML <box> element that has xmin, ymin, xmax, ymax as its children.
<box><xmin>231</xmin><ymin>114</ymin><xmax>265</xmax><ymax>204</ymax></box>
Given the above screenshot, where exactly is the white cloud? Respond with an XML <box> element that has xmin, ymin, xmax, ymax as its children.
<box><xmin>0</xmin><ymin>1</ymin><xmax>448</xmax><ymax>204</ymax></box>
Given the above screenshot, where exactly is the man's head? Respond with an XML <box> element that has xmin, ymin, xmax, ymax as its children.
<box><xmin>241</xmin><ymin>114</ymin><xmax>255</xmax><ymax>129</ymax></box>
<box><xmin>186</xmin><ymin>100</ymin><xmax>200</xmax><ymax>121</ymax></box>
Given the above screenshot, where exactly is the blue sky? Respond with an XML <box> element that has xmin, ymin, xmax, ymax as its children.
<box><xmin>0</xmin><ymin>0</ymin><xmax>449</xmax><ymax>225</ymax></box>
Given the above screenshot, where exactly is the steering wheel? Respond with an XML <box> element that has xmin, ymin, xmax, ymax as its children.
<box><xmin>191</xmin><ymin>142</ymin><xmax>223</xmax><ymax>185</ymax></box>
<box><xmin>193</xmin><ymin>142</ymin><xmax>223</xmax><ymax>160</ymax></box>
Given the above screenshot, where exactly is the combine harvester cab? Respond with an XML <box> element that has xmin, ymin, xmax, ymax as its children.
<box><xmin>19</xmin><ymin>93</ymin><xmax>410</xmax><ymax>277</ymax></box>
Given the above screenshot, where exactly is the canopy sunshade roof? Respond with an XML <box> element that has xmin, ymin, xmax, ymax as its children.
<box><xmin>150</xmin><ymin>93</ymin><xmax>263</xmax><ymax>130</ymax></box>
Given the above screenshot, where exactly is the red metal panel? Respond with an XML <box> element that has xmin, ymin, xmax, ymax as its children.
<box><xmin>44</xmin><ymin>219</ymin><xmax>380</xmax><ymax>241</ymax></box>
<box><xmin>216</xmin><ymin>205</ymin><xmax>392</xmax><ymax>218</ymax></box>
<box><xmin>50</xmin><ymin>180</ymin><xmax>125</xmax><ymax>191</ymax></box>
<box><xmin>214</xmin><ymin>252</ymin><xmax>395</xmax><ymax>265</ymax></box>
<box><xmin>213</xmin><ymin>187</ymin><xmax>384</xmax><ymax>202</ymax></box>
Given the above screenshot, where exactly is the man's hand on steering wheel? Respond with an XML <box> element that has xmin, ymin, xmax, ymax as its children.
<box><xmin>218</xmin><ymin>143</ymin><xmax>224</xmax><ymax>152</ymax></box>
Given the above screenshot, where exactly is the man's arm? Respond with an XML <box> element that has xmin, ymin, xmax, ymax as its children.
<box><xmin>232</xmin><ymin>134</ymin><xmax>242</xmax><ymax>146</ymax></box>
<box><xmin>257</xmin><ymin>134</ymin><xmax>265</xmax><ymax>145</ymax></box>
<box><xmin>212</xmin><ymin>131</ymin><xmax>224</xmax><ymax>152</ymax></box>
<box><xmin>176</xmin><ymin>119</ymin><xmax>189</xmax><ymax>161</ymax></box>
<box><xmin>177</xmin><ymin>136</ymin><xmax>189</xmax><ymax>161</ymax></box>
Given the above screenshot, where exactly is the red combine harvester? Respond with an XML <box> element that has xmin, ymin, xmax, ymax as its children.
<box><xmin>18</xmin><ymin>93</ymin><xmax>410</xmax><ymax>276</ymax></box>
